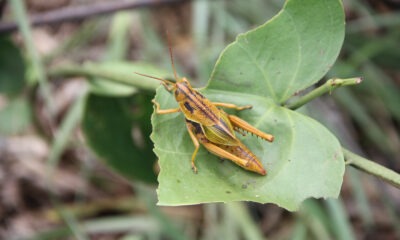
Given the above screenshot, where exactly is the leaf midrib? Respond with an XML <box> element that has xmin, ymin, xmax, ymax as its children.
<box><xmin>279</xmin><ymin>10</ymin><xmax>302</xmax><ymax>103</ymax></box>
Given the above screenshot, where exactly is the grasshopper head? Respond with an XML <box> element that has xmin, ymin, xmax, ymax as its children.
<box><xmin>174</xmin><ymin>77</ymin><xmax>193</xmax><ymax>101</ymax></box>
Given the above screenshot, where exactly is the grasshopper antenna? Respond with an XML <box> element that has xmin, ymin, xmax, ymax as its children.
<box><xmin>134</xmin><ymin>30</ymin><xmax>178</xmax><ymax>90</ymax></box>
<box><xmin>166</xmin><ymin>30</ymin><xmax>179</xmax><ymax>82</ymax></box>
<box><xmin>134</xmin><ymin>72</ymin><xmax>175</xmax><ymax>85</ymax></box>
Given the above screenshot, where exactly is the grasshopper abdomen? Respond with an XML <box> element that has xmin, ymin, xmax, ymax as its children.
<box><xmin>186</xmin><ymin>119</ymin><xmax>267</xmax><ymax>175</ymax></box>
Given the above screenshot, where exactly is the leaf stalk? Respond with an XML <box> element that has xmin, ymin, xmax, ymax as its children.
<box><xmin>343</xmin><ymin>148</ymin><xmax>400</xmax><ymax>189</ymax></box>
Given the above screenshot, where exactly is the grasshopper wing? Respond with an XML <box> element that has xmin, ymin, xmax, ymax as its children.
<box><xmin>202</xmin><ymin>111</ymin><xmax>239</xmax><ymax>146</ymax></box>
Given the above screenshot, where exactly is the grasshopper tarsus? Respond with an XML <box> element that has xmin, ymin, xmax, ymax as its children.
<box><xmin>191</xmin><ymin>164</ymin><xmax>198</xmax><ymax>174</ymax></box>
<box><xmin>240</xmin><ymin>105</ymin><xmax>253</xmax><ymax>110</ymax></box>
<box><xmin>270</xmin><ymin>136</ymin><xmax>275</xmax><ymax>142</ymax></box>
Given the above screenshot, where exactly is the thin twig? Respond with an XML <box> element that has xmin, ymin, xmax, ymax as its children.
<box><xmin>0</xmin><ymin>0</ymin><xmax>190</xmax><ymax>34</ymax></box>
<box><xmin>285</xmin><ymin>77</ymin><xmax>362</xmax><ymax>110</ymax></box>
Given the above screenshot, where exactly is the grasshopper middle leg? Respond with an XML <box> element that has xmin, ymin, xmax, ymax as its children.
<box><xmin>212</xmin><ymin>102</ymin><xmax>252</xmax><ymax>111</ymax></box>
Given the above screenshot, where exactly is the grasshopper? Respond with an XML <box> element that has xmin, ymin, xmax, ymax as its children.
<box><xmin>136</xmin><ymin>45</ymin><xmax>274</xmax><ymax>175</ymax></box>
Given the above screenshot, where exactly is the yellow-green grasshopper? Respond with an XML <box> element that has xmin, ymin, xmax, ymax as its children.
<box><xmin>136</xmin><ymin>46</ymin><xmax>274</xmax><ymax>175</ymax></box>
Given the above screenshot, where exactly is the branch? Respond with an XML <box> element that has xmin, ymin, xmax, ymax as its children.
<box><xmin>1</xmin><ymin>0</ymin><xmax>190</xmax><ymax>34</ymax></box>
<box><xmin>343</xmin><ymin>148</ymin><xmax>400</xmax><ymax>189</ymax></box>
<box><xmin>285</xmin><ymin>77</ymin><xmax>362</xmax><ymax>110</ymax></box>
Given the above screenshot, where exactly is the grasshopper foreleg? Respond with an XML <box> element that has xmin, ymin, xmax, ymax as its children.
<box><xmin>152</xmin><ymin>99</ymin><xmax>180</xmax><ymax>114</ymax></box>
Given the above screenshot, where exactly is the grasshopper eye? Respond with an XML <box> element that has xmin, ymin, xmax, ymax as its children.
<box><xmin>181</xmin><ymin>78</ymin><xmax>191</xmax><ymax>86</ymax></box>
<box><xmin>174</xmin><ymin>88</ymin><xmax>186</xmax><ymax>101</ymax></box>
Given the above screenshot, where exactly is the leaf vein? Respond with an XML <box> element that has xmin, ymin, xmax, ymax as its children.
<box><xmin>236</xmin><ymin>42</ymin><xmax>278</xmax><ymax>101</ymax></box>
<box><xmin>279</xmin><ymin>11</ymin><xmax>302</xmax><ymax>103</ymax></box>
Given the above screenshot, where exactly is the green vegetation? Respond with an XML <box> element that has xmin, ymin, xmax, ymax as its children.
<box><xmin>1</xmin><ymin>0</ymin><xmax>399</xmax><ymax>239</ymax></box>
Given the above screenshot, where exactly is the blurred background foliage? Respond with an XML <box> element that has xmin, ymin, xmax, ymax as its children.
<box><xmin>0</xmin><ymin>0</ymin><xmax>399</xmax><ymax>239</ymax></box>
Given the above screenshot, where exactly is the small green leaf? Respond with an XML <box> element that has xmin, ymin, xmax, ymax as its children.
<box><xmin>152</xmin><ymin>0</ymin><xmax>345</xmax><ymax>210</ymax></box>
<box><xmin>51</xmin><ymin>62</ymin><xmax>170</xmax><ymax>95</ymax></box>
<box><xmin>89</xmin><ymin>79</ymin><xmax>137</xmax><ymax>96</ymax></box>
<box><xmin>0</xmin><ymin>37</ymin><xmax>26</xmax><ymax>96</ymax></box>
<box><xmin>82</xmin><ymin>93</ymin><xmax>157</xmax><ymax>183</ymax></box>
<box><xmin>85</xmin><ymin>62</ymin><xmax>167</xmax><ymax>96</ymax></box>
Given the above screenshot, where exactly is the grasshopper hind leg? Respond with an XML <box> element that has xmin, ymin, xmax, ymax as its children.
<box><xmin>201</xmin><ymin>142</ymin><xmax>266</xmax><ymax>175</ymax></box>
<box><xmin>228</xmin><ymin>115</ymin><xmax>274</xmax><ymax>142</ymax></box>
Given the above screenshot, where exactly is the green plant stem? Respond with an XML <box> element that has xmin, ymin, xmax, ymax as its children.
<box><xmin>227</xmin><ymin>202</ymin><xmax>265</xmax><ymax>240</ymax></box>
<box><xmin>135</xmin><ymin>183</ymin><xmax>188</xmax><ymax>240</ymax></box>
<box><xmin>10</xmin><ymin>0</ymin><xmax>55</xmax><ymax>115</ymax></box>
<box><xmin>343</xmin><ymin>148</ymin><xmax>400</xmax><ymax>189</ymax></box>
<box><xmin>347</xmin><ymin>168</ymin><xmax>374</xmax><ymax>227</ymax></box>
<box><xmin>290</xmin><ymin>220</ymin><xmax>307</xmax><ymax>240</ymax></box>
<box><xmin>48</xmin><ymin>64</ymin><xmax>159</xmax><ymax>91</ymax></box>
<box><xmin>286</xmin><ymin>78</ymin><xmax>362</xmax><ymax>110</ymax></box>
<box><xmin>299</xmin><ymin>200</ymin><xmax>332</xmax><ymax>240</ymax></box>
<box><xmin>325</xmin><ymin>199</ymin><xmax>356</xmax><ymax>240</ymax></box>
<box><xmin>48</xmin><ymin>91</ymin><xmax>87</xmax><ymax>167</ymax></box>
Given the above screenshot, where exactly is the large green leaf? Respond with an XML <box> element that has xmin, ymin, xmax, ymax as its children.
<box><xmin>0</xmin><ymin>37</ymin><xmax>26</xmax><ymax>96</ymax></box>
<box><xmin>208</xmin><ymin>0</ymin><xmax>345</xmax><ymax>104</ymax></box>
<box><xmin>152</xmin><ymin>0</ymin><xmax>345</xmax><ymax>211</ymax></box>
<box><xmin>83</xmin><ymin>93</ymin><xmax>157</xmax><ymax>183</ymax></box>
<box><xmin>79</xmin><ymin>62</ymin><xmax>170</xmax><ymax>183</ymax></box>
